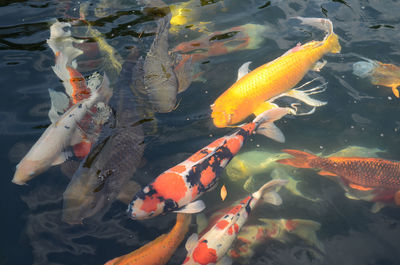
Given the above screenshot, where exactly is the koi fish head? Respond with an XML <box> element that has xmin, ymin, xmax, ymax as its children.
<box><xmin>12</xmin><ymin>159</ymin><xmax>47</xmax><ymax>185</ymax></box>
<box><xmin>127</xmin><ymin>185</ymin><xmax>175</xmax><ymax>220</ymax></box>
<box><xmin>211</xmin><ymin>104</ymin><xmax>234</xmax><ymax>128</ymax></box>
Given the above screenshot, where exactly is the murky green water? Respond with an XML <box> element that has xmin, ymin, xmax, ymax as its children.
<box><xmin>1</xmin><ymin>0</ymin><xmax>400</xmax><ymax>264</ymax></box>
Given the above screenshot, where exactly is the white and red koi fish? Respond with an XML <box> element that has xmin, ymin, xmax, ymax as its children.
<box><xmin>12</xmin><ymin>73</ymin><xmax>112</xmax><ymax>185</ymax></box>
<box><xmin>182</xmin><ymin>179</ymin><xmax>287</xmax><ymax>265</ymax></box>
<box><xmin>127</xmin><ymin>107</ymin><xmax>291</xmax><ymax>220</ymax></box>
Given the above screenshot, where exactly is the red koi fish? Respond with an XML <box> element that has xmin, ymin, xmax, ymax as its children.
<box><xmin>277</xmin><ymin>149</ymin><xmax>400</xmax><ymax>212</ymax></box>
<box><xmin>127</xmin><ymin>107</ymin><xmax>291</xmax><ymax>220</ymax></box>
<box><xmin>182</xmin><ymin>179</ymin><xmax>287</xmax><ymax>265</ymax></box>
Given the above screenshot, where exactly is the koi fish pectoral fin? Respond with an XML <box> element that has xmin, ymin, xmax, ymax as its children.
<box><xmin>317</xmin><ymin>170</ymin><xmax>337</xmax><ymax>177</ymax></box>
<box><xmin>174</xmin><ymin>200</ymin><xmax>205</xmax><ymax>214</ymax></box>
<box><xmin>185</xmin><ymin>233</ymin><xmax>199</xmax><ymax>252</ymax></box>
<box><xmin>253</xmin><ymin>102</ymin><xmax>279</xmax><ymax>116</ymax></box>
<box><xmin>391</xmin><ymin>85</ymin><xmax>400</xmax><ymax>98</ymax></box>
<box><xmin>52</xmin><ymin>151</ymin><xmax>73</xmax><ymax>166</ymax></box>
<box><xmin>262</xmin><ymin>191</ymin><xmax>282</xmax><ymax>206</ymax></box>
<box><xmin>371</xmin><ymin>202</ymin><xmax>385</xmax><ymax>213</ymax></box>
<box><xmin>348</xmin><ymin>183</ymin><xmax>373</xmax><ymax>191</ymax></box>
<box><xmin>256</xmin><ymin>122</ymin><xmax>285</xmax><ymax>143</ymax></box>
<box><xmin>311</xmin><ymin>60</ymin><xmax>327</xmax><ymax>72</ymax></box>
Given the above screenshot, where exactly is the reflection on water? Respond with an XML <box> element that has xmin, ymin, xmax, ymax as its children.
<box><xmin>1</xmin><ymin>0</ymin><xmax>400</xmax><ymax>264</ymax></box>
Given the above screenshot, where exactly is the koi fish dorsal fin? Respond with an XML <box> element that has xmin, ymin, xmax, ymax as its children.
<box><xmin>348</xmin><ymin>183</ymin><xmax>373</xmax><ymax>191</ymax></box>
<box><xmin>185</xmin><ymin>233</ymin><xmax>199</xmax><ymax>252</ymax></box>
<box><xmin>318</xmin><ymin>170</ymin><xmax>337</xmax><ymax>177</ymax></box>
<box><xmin>236</xmin><ymin>61</ymin><xmax>252</xmax><ymax>81</ymax></box>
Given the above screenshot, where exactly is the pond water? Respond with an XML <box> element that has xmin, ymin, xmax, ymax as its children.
<box><xmin>1</xmin><ymin>0</ymin><xmax>400</xmax><ymax>264</ymax></box>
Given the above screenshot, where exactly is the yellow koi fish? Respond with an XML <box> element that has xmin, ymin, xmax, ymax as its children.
<box><xmin>353</xmin><ymin>57</ymin><xmax>400</xmax><ymax>97</ymax></box>
<box><xmin>211</xmin><ymin>17</ymin><xmax>341</xmax><ymax>127</ymax></box>
<box><xmin>104</xmin><ymin>213</ymin><xmax>192</xmax><ymax>265</ymax></box>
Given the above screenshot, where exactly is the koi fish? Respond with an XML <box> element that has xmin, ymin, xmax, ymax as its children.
<box><xmin>127</xmin><ymin>107</ymin><xmax>291</xmax><ymax>220</ymax></box>
<box><xmin>277</xmin><ymin>149</ymin><xmax>400</xmax><ymax>212</ymax></box>
<box><xmin>182</xmin><ymin>179</ymin><xmax>287</xmax><ymax>265</ymax></box>
<box><xmin>12</xmin><ymin>73</ymin><xmax>112</xmax><ymax>185</ymax></box>
<box><xmin>353</xmin><ymin>57</ymin><xmax>400</xmax><ymax>97</ymax></box>
<box><xmin>173</xmin><ymin>23</ymin><xmax>270</xmax><ymax>62</ymax></box>
<box><xmin>211</xmin><ymin>17</ymin><xmax>341</xmax><ymax>127</ymax></box>
<box><xmin>144</xmin><ymin>13</ymin><xmax>179</xmax><ymax>113</ymax></box>
<box><xmin>62</xmin><ymin>48</ymin><xmax>146</xmax><ymax>224</ymax></box>
<box><xmin>224</xmin><ymin>218</ymin><xmax>323</xmax><ymax>264</ymax></box>
<box><xmin>104</xmin><ymin>213</ymin><xmax>192</xmax><ymax>265</ymax></box>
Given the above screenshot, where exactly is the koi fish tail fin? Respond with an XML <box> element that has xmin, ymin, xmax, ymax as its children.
<box><xmin>252</xmin><ymin>179</ymin><xmax>288</xmax><ymax>205</ymax></box>
<box><xmin>287</xmin><ymin>219</ymin><xmax>325</xmax><ymax>253</ymax></box>
<box><xmin>252</xmin><ymin>107</ymin><xmax>291</xmax><ymax>143</ymax></box>
<box><xmin>276</xmin><ymin>149</ymin><xmax>319</xmax><ymax>169</ymax></box>
<box><xmin>295</xmin><ymin>17</ymin><xmax>341</xmax><ymax>53</ymax></box>
<box><xmin>352</xmin><ymin>59</ymin><xmax>379</xmax><ymax>78</ymax></box>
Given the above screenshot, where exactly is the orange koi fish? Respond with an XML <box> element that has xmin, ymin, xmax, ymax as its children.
<box><xmin>277</xmin><ymin>149</ymin><xmax>400</xmax><ymax>211</ymax></box>
<box><xmin>182</xmin><ymin>179</ymin><xmax>286</xmax><ymax>265</ymax></box>
<box><xmin>104</xmin><ymin>213</ymin><xmax>192</xmax><ymax>265</ymax></box>
<box><xmin>128</xmin><ymin>107</ymin><xmax>290</xmax><ymax>220</ymax></box>
<box><xmin>353</xmin><ymin>57</ymin><xmax>400</xmax><ymax>97</ymax></box>
<box><xmin>211</xmin><ymin>17</ymin><xmax>341</xmax><ymax>127</ymax></box>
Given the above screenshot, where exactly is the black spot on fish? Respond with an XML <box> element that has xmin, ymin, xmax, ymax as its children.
<box><xmin>78</xmin><ymin>104</ymin><xmax>82</xmax><ymax>108</ymax></box>
<box><xmin>64</xmin><ymin>126</ymin><xmax>70</xmax><ymax>129</ymax></box>
<box><xmin>163</xmin><ymin>199</ymin><xmax>178</xmax><ymax>212</ymax></box>
<box><xmin>258</xmin><ymin>1</ymin><xmax>271</xmax><ymax>9</ymax></box>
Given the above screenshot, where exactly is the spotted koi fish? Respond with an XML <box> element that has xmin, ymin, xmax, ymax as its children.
<box><xmin>211</xmin><ymin>17</ymin><xmax>341</xmax><ymax>128</ymax></box>
<box><xmin>12</xmin><ymin>73</ymin><xmax>112</xmax><ymax>185</ymax></box>
<box><xmin>353</xmin><ymin>57</ymin><xmax>400</xmax><ymax>98</ymax></box>
<box><xmin>224</xmin><ymin>218</ymin><xmax>323</xmax><ymax>264</ymax></box>
<box><xmin>182</xmin><ymin>179</ymin><xmax>287</xmax><ymax>265</ymax></box>
<box><xmin>277</xmin><ymin>149</ymin><xmax>400</xmax><ymax>212</ymax></box>
<box><xmin>127</xmin><ymin>107</ymin><xmax>291</xmax><ymax>220</ymax></box>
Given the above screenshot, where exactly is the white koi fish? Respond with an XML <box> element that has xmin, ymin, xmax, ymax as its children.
<box><xmin>182</xmin><ymin>179</ymin><xmax>287</xmax><ymax>265</ymax></box>
<box><xmin>12</xmin><ymin>73</ymin><xmax>112</xmax><ymax>185</ymax></box>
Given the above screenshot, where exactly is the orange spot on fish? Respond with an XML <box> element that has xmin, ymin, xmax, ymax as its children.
<box><xmin>230</xmin><ymin>249</ymin><xmax>240</xmax><ymax>258</ymax></box>
<box><xmin>140</xmin><ymin>196</ymin><xmax>160</xmax><ymax>213</ymax></box>
<box><xmin>285</xmin><ymin>220</ymin><xmax>298</xmax><ymax>231</ymax></box>
<box><xmin>228</xmin><ymin>205</ymin><xmax>242</xmax><ymax>215</ymax></box>
<box><xmin>193</xmin><ymin>242</ymin><xmax>218</xmax><ymax>265</ymax></box>
<box><xmin>349</xmin><ymin>183</ymin><xmax>373</xmax><ymax>191</ymax></box>
<box><xmin>228</xmin><ymin>226</ymin><xmax>234</xmax><ymax>235</ymax></box>
<box><xmin>216</xmin><ymin>220</ymin><xmax>229</xmax><ymax>230</ymax></box>
<box><xmin>170</xmin><ymin>164</ymin><xmax>187</xmax><ymax>173</ymax></box>
<box><xmin>73</xmin><ymin>140</ymin><xmax>92</xmax><ymax>159</ymax></box>
<box><xmin>224</xmin><ymin>136</ymin><xmax>243</xmax><ymax>155</ymax></box>
<box><xmin>191</xmin><ymin>185</ymin><xmax>199</xmax><ymax>200</ymax></box>
<box><xmin>234</xmin><ymin>223</ymin><xmax>239</xmax><ymax>234</ymax></box>
<box><xmin>183</xmin><ymin>257</ymin><xmax>190</xmax><ymax>264</ymax></box>
<box><xmin>67</xmin><ymin>67</ymin><xmax>90</xmax><ymax>104</ymax></box>
<box><xmin>188</xmin><ymin>150</ymin><xmax>209</xmax><ymax>163</ymax></box>
<box><xmin>153</xmin><ymin>172</ymin><xmax>188</xmax><ymax>202</ymax></box>
<box><xmin>200</xmin><ymin>166</ymin><xmax>216</xmax><ymax>187</ymax></box>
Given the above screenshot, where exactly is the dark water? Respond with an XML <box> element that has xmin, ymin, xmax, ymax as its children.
<box><xmin>2</xmin><ymin>0</ymin><xmax>400</xmax><ymax>264</ymax></box>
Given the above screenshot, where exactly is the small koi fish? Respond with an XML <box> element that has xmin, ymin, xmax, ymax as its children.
<box><xmin>104</xmin><ymin>213</ymin><xmax>192</xmax><ymax>265</ymax></box>
<box><xmin>211</xmin><ymin>17</ymin><xmax>341</xmax><ymax>127</ymax></box>
<box><xmin>353</xmin><ymin>57</ymin><xmax>400</xmax><ymax>97</ymax></box>
<box><xmin>277</xmin><ymin>149</ymin><xmax>400</xmax><ymax>212</ymax></box>
<box><xmin>127</xmin><ymin>107</ymin><xmax>291</xmax><ymax>220</ymax></box>
<box><xmin>182</xmin><ymin>179</ymin><xmax>287</xmax><ymax>265</ymax></box>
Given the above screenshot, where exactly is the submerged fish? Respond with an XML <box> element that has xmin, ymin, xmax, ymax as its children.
<box><xmin>62</xmin><ymin>47</ymin><xmax>146</xmax><ymax>224</ymax></box>
<box><xmin>277</xmin><ymin>149</ymin><xmax>400</xmax><ymax>212</ymax></box>
<box><xmin>144</xmin><ymin>13</ymin><xmax>179</xmax><ymax>113</ymax></box>
<box><xmin>13</xmin><ymin>73</ymin><xmax>112</xmax><ymax>185</ymax></box>
<box><xmin>182</xmin><ymin>179</ymin><xmax>287</xmax><ymax>265</ymax></box>
<box><xmin>353</xmin><ymin>57</ymin><xmax>400</xmax><ymax>97</ymax></box>
<box><xmin>104</xmin><ymin>213</ymin><xmax>191</xmax><ymax>265</ymax></box>
<box><xmin>225</xmin><ymin>218</ymin><xmax>323</xmax><ymax>264</ymax></box>
<box><xmin>128</xmin><ymin>107</ymin><xmax>291</xmax><ymax>220</ymax></box>
<box><xmin>211</xmin><ymin>17</ymin><xmax>341</xmax><ymax>127</ymax></box>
